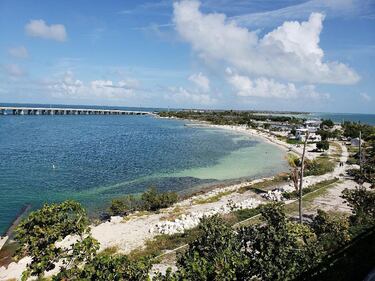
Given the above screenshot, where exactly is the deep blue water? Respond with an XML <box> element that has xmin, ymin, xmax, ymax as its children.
<box><xmin>311</xmin><ymin>112</ymin><xmax>375</xmax><ymax>125</ymax></box>
<box><xmin>0</xmin><ymin>114</ymin><xmax>287</xmax><ymax>234</ymax></box>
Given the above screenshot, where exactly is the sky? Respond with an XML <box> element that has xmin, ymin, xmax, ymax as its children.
<box><xmin>0</xmin><ymin>0</ymin><xmax>374</xmax><ymax>113</ymax></box>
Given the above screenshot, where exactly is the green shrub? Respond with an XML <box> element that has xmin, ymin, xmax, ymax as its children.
<box><xmin>304</xmin><ymin>158</ymin><xmax>335</xmax><ymax>176</ymax></box>
<box><xmin>141</xmin><ymin>187</ymin><xmax>178</xmax><ymax>211</ymax></box>
<box><xmin>316</xmin><ymin>140</ymin><xmax>329</xmax><ymax>151</ymax></box>
<box><xmin>54</xmin><ymin>254</ymin><xmax>151</xmax><ymax>281</ymax></box>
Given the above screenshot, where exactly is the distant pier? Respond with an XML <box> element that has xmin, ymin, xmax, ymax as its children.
<box><xmin>0</xmin><ymin>106</ymin><xmax>154</xmax><ymax>116</ymax></box>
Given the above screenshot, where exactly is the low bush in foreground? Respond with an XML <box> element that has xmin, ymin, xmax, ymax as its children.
<box><xmin>108</xmin><ymin>187</ymin><xmax>179</xmax><ymax>216</ymax></box>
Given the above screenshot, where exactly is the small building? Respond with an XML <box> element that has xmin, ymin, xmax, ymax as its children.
<box><xmin>351</xmin><ymin>138</ymin><xmax>360</xmax><ymax>147</ymax></box>
<box><xmin>296</xmin><ymin>128</ymin><xmax>309</xmax><ymax>141</ymax></box>
<box><xmin>304</xmin><ymin>120</ymin><xmax>321</xmax><ymax>133</ymax></box>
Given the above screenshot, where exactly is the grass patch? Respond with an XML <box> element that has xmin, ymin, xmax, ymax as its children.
<box><xmin>287</xmin><ymin>139</ymin><xmax>304</xmax><ymax>144</ymax></box>
<box><xmin>329</xmin><ymin>141</ymin><xmax>343</xmax><ymax>162</ymax></box>
<box><xmin>284</xmin><ymin>178</ymin><xmax>341</xmax><ymax>215</ymax></box>
<box><xmin>305</xmin><ymin>157</ymin><xmax>335</xmax><ymax>176</ymax></box>
<box><xmin>239</xmin><ymin>173</ymin><xmax>289</xmax><ymax>193</ymax></box>
<box><xmin>128</xmin><ymin>227</ymin><xmax>203</xmax><ymax>260</ymax></box>
<box><xmin>99</xmin><ymin>246</ymin><xmax>119</xmax><ymax>256</ymax></box>
<box><xmin>193</xmin><ymin>190</ymin><xmax>234</xmax><ymax>204</ymax></box>
<box><xmin>283</xmin><ymin>178</ymin><xmax>339</xmax><ymax>199</ymax></box>
<box><xmin>161</xmin><ymin>206</ymin><xmax>186</xmax><ymax>221</ymax></box>
<box><xmin>347</xmin><ymin>146</ymin><xmax>359</xmax><ymax>154</ymax></box>
<box><xmin>232</xmin><ymin>206</ymin><xmax>262</xmax><ymax>222</ymax></box>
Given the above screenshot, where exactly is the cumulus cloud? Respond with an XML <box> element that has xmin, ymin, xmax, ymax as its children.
<box><xmin>226</xmin><ymin>68</ymin><xmax>329</xmax><ymax>100</ymax></box>
<box><xmin>166</xmin><ymin>86</ymin><xmax>216</xmax><ymax>105</ymax></box>
<box><xmin>25</xmin><ymin>19</ymin><xmax>67</xmax><ymax>42</ymax></box>
<box><xmin>188</xmin><ymin>72</ymin><xmax>210</xmax><ymax>92</ymax></box>
<box><xmin>49</xmin><ymin>71</ymin><xmax>136</xmax><ymax>99</ymax></box>
<box><xmin>8</xmin><ymin>46</ymin><xmax>28</xmax><ymax>58</ymax></box>
<box><xmin>173</xmin><ymin>0</ymin><xmax>359</xmax><ymax>85</ymax></box>
<box><xmin>4</xmin><ymin>64</ymin><xmax>26</xmax><ymax>77</ymax></box>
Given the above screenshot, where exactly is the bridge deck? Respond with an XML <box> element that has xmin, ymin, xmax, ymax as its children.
<box><xmin>0</xmin><ymin>106</ymin><xmax>153</xmax><ymax>116</ymax></box>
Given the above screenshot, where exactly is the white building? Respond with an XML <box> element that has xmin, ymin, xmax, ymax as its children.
<box><xmin>351</xmin><ymin>138</ymin><xmax>360</xmax><ymax>147</ymax></box>
<box><xmin>304</xmin><ymin>120</ymin><xmax>321</xmax><ymax>133</ymax></box>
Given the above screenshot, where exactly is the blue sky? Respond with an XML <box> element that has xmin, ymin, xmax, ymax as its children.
<box><xmin>0</xmin><ymin>0</ymin><xmax>374</xmax><ymax>113</ymax></box>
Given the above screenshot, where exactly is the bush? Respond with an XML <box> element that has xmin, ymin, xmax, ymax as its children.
<box><xmin>304</xmin><ymin>158</ymin><xmax>334</xmax><ymax>176</ymax></box>
<box><xmin>108</xmin><ymin>195</ymin><xmax>138</xmax><ymax>216</ymax></box>
<box><xmin>141</xmin><ymin>187</ymin><xmax>178</xmax><ymax>211</ymax></box>
<box><xmin>342</xmin><ymin>187</ymin><xmax>375</xmax><ymax>227</ymax></box>
<box><xmin>54</xmin><ymin>254</ymin><xmax>151</xmax><ymax>281</ymax></box>
<box><xmin>320</xmin><ymin>119</ymin><xmax>334</xmax><ymax>129</ymax></box>
<box><xmin>14</xmin><ymin>201</ymin><xmax>99</xmax><ymax>280</ymax></box>
<box><xmin>311</xmin><ymin>209</ymin><xmax>351</xmax><ymax>251</ymax></box>
<box><xmin>316</xmin><ymin>140</ymin><xmax>329</xmax><ymax>151</ymax></box>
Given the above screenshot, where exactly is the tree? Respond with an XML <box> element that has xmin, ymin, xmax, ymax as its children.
<box><xmin>239</xmin><ymin>203</ymin><xmax>322</xmax><ymax>280</ymax></box>
<box><xmin>14</xmin><ymin>201</ymin><xmax>99</xmax><ymax>280</ymax></box>
<box><xmin>290</xmin><ymin>127</ymin><xmax>297</xmax><ymax>136</ymax></box>
<box><xmin>342</xmin><ymin>187</ymin><xmax>375</xmax><ymax>227</ymax></box>
<box><xmin>320</xmin><ymin>119</ymin><xmax>334</xmax><ymax>129</ymax></box>
<box><xmin>311</xmin><ymin>209</ymin><xmax>351</xmax><ymax>251</ymax></box>
<box><xmin>154</xmin><ymin>204</ymin><xmax>323</xmax><ymax>281</ymax></box>
<box><xmin>153</xmin><ymin>215</ymin><xmax>248</xmax><ymax>281</ymax></box>
<box><xmin>316</xmin><ymin>140</ymin><xmax>329</xmax><ymax>151</ymax></box>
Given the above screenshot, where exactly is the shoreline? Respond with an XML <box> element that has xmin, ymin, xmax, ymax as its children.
<box><xmin>0</xmin><ymin>121</ymin><xmax>351</xmax><ymax>280</ymax></box>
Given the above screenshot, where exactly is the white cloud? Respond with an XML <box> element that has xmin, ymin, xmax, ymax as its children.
<box><xmin>8</xmin><ymin>46</ymin><xmax>29</xmax><ymax>58</ymax></box>
<box><xmin>25</xmin><ymin>19</ymin><xmax>67</xmax><ymax>42</ymax></box>
<box><xmin>226</xmin><ymin>68</ymin><xmax>329</xmax><ymax>100</ymax></box>
<box><xmin>173</xmin><ymin>1</ymin><xmax>359</xmax><ymax>85</ymax></box>
<box><xmin>188</xmin><ymin>72</ymin><xmax>210</xmax><ymax>92</ymax></box>
<box><xmin>360</xmin><ymin>92</ymin><xmax>372</xmax><ymax>101</ymax></box>
<box><xmin>232</xmin><ymin>0</ymin><xmax>368</xmax><ymax>27</ymax></box>
<box><xmin>49</xmin><ymin>71</ymin><xmax>137</xmax><ymax>99</ymax></box>
<box><xmin>166</xmin><ymin>86</ymin><xmax>216</xmax><ymax>105</ymax></box>
<box><xmin>4</xmin><ymin>64</ymin><xmax>25</xmax><ymax>77</ymax></box>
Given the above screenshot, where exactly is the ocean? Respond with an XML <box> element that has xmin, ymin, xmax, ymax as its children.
<box><xmin>0</xmin><ymin>111</ymin><xmax>288</xmax><ymax>234</ymax></box>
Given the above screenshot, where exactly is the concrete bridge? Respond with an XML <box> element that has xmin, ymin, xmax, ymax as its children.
<box><xmin>0</xmin><ymin>106</ymin><xmax>154</xmax><ymax>116</ymax></box>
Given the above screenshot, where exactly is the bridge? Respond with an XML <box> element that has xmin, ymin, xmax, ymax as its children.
<box><xmin>0</xmin><ymin>106</ymin><xmax>154</xmax><ymax>116</ymax></box>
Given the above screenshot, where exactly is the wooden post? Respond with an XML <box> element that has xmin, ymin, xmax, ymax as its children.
<box><xmin>299</xmin><ymin>131</ymin><xmax>309</xmax><ymax>224</ymax></box>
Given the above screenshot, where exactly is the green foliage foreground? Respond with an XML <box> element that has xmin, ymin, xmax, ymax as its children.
<box><xmin>14</xmin><ymin>201</ymin><xmax>99</xmax><ymax>280</ymax></box>
<box><xmin>13</xmin><ymin>187</ymin><xmax>375</xmax><ymax>280</ymax></box>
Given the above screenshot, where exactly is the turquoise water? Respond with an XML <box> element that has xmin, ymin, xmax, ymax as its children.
<box><xmin>0</xmin><ymin>115</ymin><xmax>288</xmax><ymax>234</ymax></box>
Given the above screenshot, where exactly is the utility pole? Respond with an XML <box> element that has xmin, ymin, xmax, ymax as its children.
<box><xmin>359</xmin><ymin>131</ymin><xmax>362</xmax><ymax>174</ymax></box>
<box><xmin>299</xmin><ymin>131</ymin><xmax>309</xmax><ymax>224</ymax></box>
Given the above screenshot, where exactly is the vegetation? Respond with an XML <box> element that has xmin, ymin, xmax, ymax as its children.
<box><xmin>320</xmin><ymin>119</ymin><xmax>334</xmax><ymax>129</ymax></box>
<box><xmin>316</xmin><ymin>129</ymin><xmax>340</xmax><ymax>140</ymax></box>
<box><xmin>141</xmin><ymin>187</ymin><xmax>179</xmax><ymax>211</ymax></box>
<box><xmin>316</xmin><ymin>140</ymin><xmax>329</xmax><ymax>151</ymax></box>
<box><xmin>108</xmin><ymin>187</ymin><xmax>178</xmax><ymax>216</ymax></box>
<box><xmin>304</xmin><ymin>157</ymin><xmax>335</xmax><ymax>176</ymax></box>
<box><xmin>12</xmin><ymin>182</ymin><xmax>375</xmax><ymax>281</ymax></box>
<box><xmin>193</xmin><ymin>190</ymin><xmax>233</xmax><ymax>204</ymax></box>
<box><xmin>14</xmin><ymin>201</ymin><xmax>99</xmax><ymax>281</ymax></box>
<box><xmin>154</xmin><ymin>204</ymin><xmax>321</xmax><ymax>281</ymax></box>
<box><xmin>342</xmin><ymin>187</ymin><xmax>375</xmax><ymax>228</ymax></box>
<box><xmin>342</xmin><ymin>121</ymin><xmax>375</xmax><ymax>140</ymax></box>
<box><xmin>158</xmin><ymin>110</ymin><xmax>305</xmax><ymax>126</ymax></box>
<box><xmin>53</xmin><ymin>254</ymin><xmax>151</xmax><ymax>281</ymax></box>
<box><xmin>282</xmin><ymin>178</ymin><xmax>339</xmax><ymax>200</ymax></box>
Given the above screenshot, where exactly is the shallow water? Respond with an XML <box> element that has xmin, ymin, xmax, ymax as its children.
<box><xmin>0</xmin><ymin>115</ymin><xmax>287</xmax><ymax>233</ymax></box>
